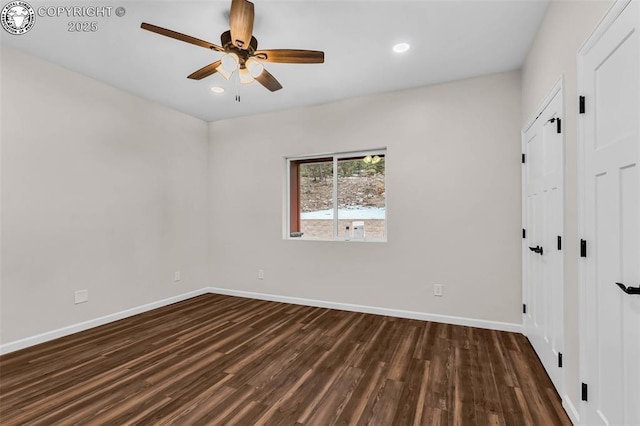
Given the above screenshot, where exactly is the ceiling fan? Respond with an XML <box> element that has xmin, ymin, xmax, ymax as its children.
<box><xmin>140</xmin><ymin>0</ymin><xmax>324</xmax><ymax>92</ymax></box>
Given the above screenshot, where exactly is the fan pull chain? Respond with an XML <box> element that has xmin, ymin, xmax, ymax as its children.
<box><xmin>235</xmin><ymin>68</ymin><xmax>241</xmax><ymax>102</ymax></box>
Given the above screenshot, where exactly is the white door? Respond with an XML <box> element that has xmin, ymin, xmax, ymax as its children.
<box><xmin>523</xmin><ymin>84</ymin><xmax>564</xmax><ymax>395</ymax></box>
<box><xmin>579</xmin><ymin>1</ymin><xmax>640</xmax><ymax>425</ymax></box>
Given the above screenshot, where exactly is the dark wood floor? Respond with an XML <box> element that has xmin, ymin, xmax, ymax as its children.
<box><xmin>0</xmin><ymin>294</ymin><xmax>570</xmax><ymax>425</ymax></box>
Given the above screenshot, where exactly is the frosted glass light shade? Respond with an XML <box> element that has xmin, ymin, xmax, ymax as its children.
<box><xmin>245</xmin><ymin>58</ymin><xmax>264</xmax><ymax>78</ymax></box>
<box><xmin>216</xmin><ymin>53</ymin><xmax>239</xmax><ymax>80</ymax></box>
<box><xmin>239</xmin><ymin>67</ymin><xmax>254</xmax><ymax>84</ymax></box>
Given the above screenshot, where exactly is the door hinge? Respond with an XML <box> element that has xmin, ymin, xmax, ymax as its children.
<box><xmin>557</xmin><ymin>236</ymin><xmax>562</xmax><ymax>250</ymax></box>
<box><xmin>523</xmin><ymin>229</ymin><xmax>526</xmax><ymax>239</ymax></box>
<box><xmin>579</xmin><ymin>96</ymin><xmax>585</xmax><ymax>114</ymax></box>
<box><xmin>523</xmin><ymin>303</ymin><xmax>527</xmax><ymax>314</ymax></box>
<box><xmin>582</xmin><ymin>383</ymin><xmax>588</xmax><ymax>401</ymax></box>
<box><xmin>522</xmin><ymin>153</ymin><xmax>526</xmax><ymax>164</ymax></box>
<box><xmin>558</xmin><ymin>352</ymin><xmax>563</xmax><ymax>368</ymax></box>
<box><xmin>581</xmin><ymin>239</ymin><xmax>587</xmax><ymax>258</ymax></box>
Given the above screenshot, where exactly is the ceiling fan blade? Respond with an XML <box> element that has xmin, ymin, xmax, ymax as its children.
<box><xmin>141</xmin><ymin>23</ymin><xmax>225</xmax><ymax>52</ymax></box>
<box><xmin>229</xmin><ymin>0</ymin><xmax>254</xmax><ymax>49</ymax></box>
<box><xmin>255</xmin><ymin>68</ymin><xmax>283</xmax><ymax>92</ymax></box>
<box><xmin>187</xmin><ymin>60</ymin><xmax>222</xmax><ymax>80</ymax></box>
<box><xmin>254</xmin><ymin>49</ymin><xmax>324</xmax><ymax>64</ymax></box>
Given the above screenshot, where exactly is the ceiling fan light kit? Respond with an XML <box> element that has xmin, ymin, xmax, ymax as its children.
<box><xmin>140</xmin><ymin>0</ymin><xmax>324</xmax><ymax>93</ymax></box>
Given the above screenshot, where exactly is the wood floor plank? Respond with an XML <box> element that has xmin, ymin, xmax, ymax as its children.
<box><xmin>391</xmin><ymin>357</ymin><xmax>428</xmax><ymax>425</ymax></box>
<box><xmin>0</xmin><ymin>294</ymin><xmax>571</xmax><ymax>425</ymax></box>
<box><xmin>362</xmin><ymin>378</ymin><xmax>405</xmax><ymax>425</ymax></box>
<box><xmin>334</xmin><ymin>360</ymin><xmax>387</xmax><ymax>425</ymax></box>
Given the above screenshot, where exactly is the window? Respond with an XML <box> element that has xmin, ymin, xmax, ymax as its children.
<box><xmin>287</xmin><ymin>149</ymin><xmax>386</xmax><ymax>241</ymax></box>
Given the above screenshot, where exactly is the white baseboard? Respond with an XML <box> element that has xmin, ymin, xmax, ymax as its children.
<box><xmin>1</xmin><ymin>286</ymin><xmax>522</xmax><ymax>355</ymax></box>
<box><xmin>0</xmin><ymin>288</ymin><xmax>209</xmax><ymax>355</ymax></box>
<box><xmin>563</xmin><ymin>394</ymin><xmax>580</xmax><ymax>425</ymax></box>
<box><xmin>208</xmin><ymin>287</ymin><xmax>522</xmax><ymax>333</ymax></box>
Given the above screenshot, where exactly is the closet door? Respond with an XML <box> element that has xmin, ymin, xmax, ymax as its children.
<box><xmin>522</xmin><ymin>85</ymin><xmax>564</xmax><ymax>395</ymax></box>
<box><xmin>579</xmin><ymin>1</ymin><xmax>640</xmax><ymax>424</ymax></box>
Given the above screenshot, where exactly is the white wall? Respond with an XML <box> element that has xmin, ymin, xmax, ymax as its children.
<box><xmin>0</xmin><ymin>46</ymin><xmax>209</xmax><ymax>344</ymax></box>
<box><xmin>208</xmin><ymin>70</ymin><xmax>522</xmax><ymax>326</ymax></box>
<box><xmin>520</xmin><ymin>0</ymin><xmax>611</xmax><ymax>418</ymax></box>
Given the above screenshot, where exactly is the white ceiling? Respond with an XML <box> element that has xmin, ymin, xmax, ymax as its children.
<box><xmin>1</xmin><ymin>0</ymin><xmax>548</xmax><ymax>122</ymax></box>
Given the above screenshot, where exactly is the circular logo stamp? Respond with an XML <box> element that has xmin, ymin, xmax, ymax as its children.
<box><xmin>1</xmin><ymin>1</ymin><xmax>35</xmax><ymax>34</ymax></box>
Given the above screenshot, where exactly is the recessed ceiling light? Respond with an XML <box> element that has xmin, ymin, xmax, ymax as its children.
<box><xmin>393</xmin><ymin>42</ymin><xmax>410</xmax><ymax>53</ymax></box>
<box><xmin>211</xmin><ymin>86</ymin><xmax>225</xmax><ymax>94</ymax></box>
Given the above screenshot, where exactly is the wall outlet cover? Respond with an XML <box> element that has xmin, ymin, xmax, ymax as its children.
<box><xmin>74</xmin><ymin>290</ymin><xmax>89</xmax><ymax>304</ymax></box>
<box><xmin>434</xmin><ymin>284</ymin><xmax>443</xmax><ymax>297</ymax></box>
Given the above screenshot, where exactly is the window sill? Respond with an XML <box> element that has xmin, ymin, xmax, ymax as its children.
<box><xmin>286</xmin><ymin>237</ymin><xmax>387</xmax><ymax>243</ymax></box>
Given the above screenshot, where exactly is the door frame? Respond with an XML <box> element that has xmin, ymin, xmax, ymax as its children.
<box><xmin>521</xmin><ymin>75</ymin><xmax>566</xmax><ymax>396</ymax></box>
<box><xmin>577</xmin><ymin>0</ymin><xmax>635</xmax><ymax>424</ymax></box>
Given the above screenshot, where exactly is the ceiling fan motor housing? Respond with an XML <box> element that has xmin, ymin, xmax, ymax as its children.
<box><xmin>220</xmin><ymin>30</ymin><xmax>258</xmax><ymax>63</ymax></box>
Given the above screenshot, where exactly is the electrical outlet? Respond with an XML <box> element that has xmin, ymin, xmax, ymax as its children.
<box><xmin>174</xmin><ymin>271</ymin><xmax>181</xmax><ymax>282</ymax></box>
<box><xmin>434</xmin><ymin>284</ymin><xmax>443</xmax><ymax>297</ymax></box>
<box><xmin>258</xmin><ymin>269</ymin><xmax>264</xmax><ymax>280</ymax></box>
<box><xmin>74</xmin><ymin>290</ymin><xmax>89</xmax><ymax>304</ymax></box>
